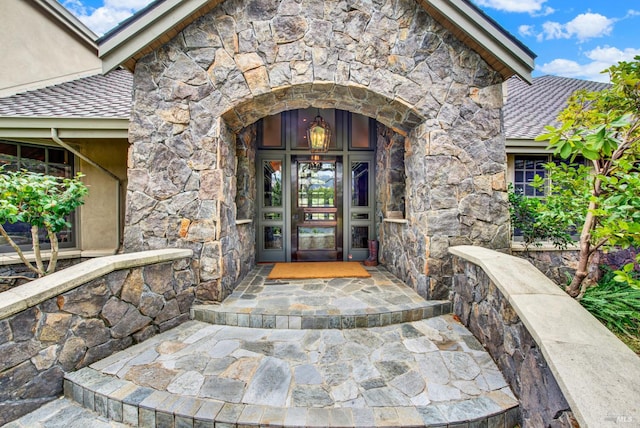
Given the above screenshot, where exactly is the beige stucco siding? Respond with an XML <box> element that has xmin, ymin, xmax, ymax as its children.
<box><xmin>75</xmin><ymin>138</ymin><xmax>128</xmax><ymax>251</ymax></box>
<box><xmin>0</xmin><ymin>0</ymin><xmax>101</xmax><ymax>97</ymax></box>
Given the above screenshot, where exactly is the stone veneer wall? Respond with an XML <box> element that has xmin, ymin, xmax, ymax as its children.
<box><xmin>449</xmin><ymin>246</ymin><xmax>640</xmax><ymax>427</ymax></box>
<box><xmin>515</xmin><ymin>247</ymin><xmax>639</xmax><ymax>286</ymax></box>
<box><xmin>0</xmin><ymin>251</ymin><xmax>194</xmax><ymax>425</ymax></box>
<box><xmin>450</xmin><ymin>254</ymin><xmax>574</xmax><ymax>427</ymax></box>
<box><xmin>126</xmin><ymin>0</ymin><xmax>510</xmax><ymax>300</ymax></box>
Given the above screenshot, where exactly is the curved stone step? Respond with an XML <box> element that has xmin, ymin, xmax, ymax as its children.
<box><xmin>192</xmin><ymin>265</ymin><xmax>452</xmax><ymax>329</ymax></box>
<box><xmin>191</xmin><ymin>300</ymin><xmax>451</xmax><ymax>329</ymax></box>
<box><xmin>63</xmin><ymin>319</ymin><xmax>519</xmax><ymax>427</ymax></box>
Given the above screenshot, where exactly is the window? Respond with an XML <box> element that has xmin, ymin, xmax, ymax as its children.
<box><xmin>513</xmin><ymin>155</ymin><xmax>547</xmax><ymax>197</ymax></box>
<box><xmin>511</xmin><ymin>154</ymin><xmax>586</xmax><ymax>241</ymax></box>
<box><xmin>0</xmin><ymin>141</ymin><xmax>76</xmax><ymax>252</ymax></box>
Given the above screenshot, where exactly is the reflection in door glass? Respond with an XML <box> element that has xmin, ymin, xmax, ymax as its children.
<box><xmin>351</xmin><ymin>226</ymin><xmax>369</xmax><ymax>249</ymax></box>
<box><xmin>263</xmin><ymin>160</ymin><xmax>282</xmax><ymax>207</ymax></box>
<box><xmin>351</xmin><ymin>161</ymin><xmax>369</xmax><ymax>207</ymax></box>
<box><xmin>264</xmin><ymin>226</ymin><xmax>283</xmax><ymax>249</ymax></box>
<box><xmin>298</xmin><ymin>227</ymin><xmax>336</xmax><ymax>250</ymax></box>
<box><xmin>297</xmin><ymin>162</ymin><xmax>335</xmax><ymax>208</ymax></box>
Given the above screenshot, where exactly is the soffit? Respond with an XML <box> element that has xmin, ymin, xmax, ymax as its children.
<box><xmin>98</xmin><ymin>0</ymin><xmax>535</xmax><ymax>81</ymax></box>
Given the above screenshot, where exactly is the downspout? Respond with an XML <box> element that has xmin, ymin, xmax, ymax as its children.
<box><xmin>51</xmin><ymin>128</ymin><xmax>123</xmax><ymax>252</ymax></box>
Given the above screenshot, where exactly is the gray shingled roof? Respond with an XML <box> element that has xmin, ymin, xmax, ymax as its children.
<box><xmin>0</xmin><ymin>68</ymin><xmax>610</xmax><ymax>141</ymax></box>
<box><xmin>0</xmin><ymin>69</ymin><xmax>132</xmax><ymax>118</ymax></box>
<box><xmin>504</xmin><ymin>75</ymin><xmax>610</xmax><ymax>140</ymax></box>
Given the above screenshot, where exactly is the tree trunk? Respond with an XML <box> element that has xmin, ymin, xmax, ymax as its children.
<box><xmin>30</xmin><ymin>225</ymin><xmax>45</xmax><ymax>277</ymax></box>
<box><xmin>46</xmin><ymin>229</ymin><xmax>59</xmax><ymax>275</ymax></box>
<box><xmin>565</xmin><ymin>197</ymin><xmax>598</xmax><ymax>298</ymax></box>
<box><xmin>0</xmin><ymin>225</ymin><xmax>39</xmax><ymax>275</ymax></box>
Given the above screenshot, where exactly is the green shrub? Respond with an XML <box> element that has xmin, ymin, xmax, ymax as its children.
<box><xmin>580</xmin><ymin>268</ymin><xmax>640</xmax><ymax>337</ymax></box>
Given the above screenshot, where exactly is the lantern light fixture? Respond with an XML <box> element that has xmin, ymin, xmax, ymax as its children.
<box><xmin>306</xmin><ymin>110</ymin><xmax>331</xmax><ymax>154</ymax></box>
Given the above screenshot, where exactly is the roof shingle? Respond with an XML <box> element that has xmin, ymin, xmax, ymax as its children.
<box><xmin>504</xmin><ymin>75</ymin><xmax>610</xmax><ymax>140</ymax></box>
<box><xmin>0</xmin><ymin>69</ymin><xmax>132</xmax><ymax>118</ymax></box>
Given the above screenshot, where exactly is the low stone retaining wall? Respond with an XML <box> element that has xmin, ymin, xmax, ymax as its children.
<box><xmin>450</xmin><ymin>245</ymin><xmax>640</xmax><ymax>428</ymax></box>
<box><xmin>512</xmin><ymin>245</ymin><xmax>639</xmax><ymax>286</ymax></box>
<box><xmin>0</xmin><ymin>249</ymin><xmax>194</xmax><ymax>425</ymax></box>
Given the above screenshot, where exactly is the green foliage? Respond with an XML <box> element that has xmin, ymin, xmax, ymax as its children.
<box><xmin>533</xmin><ymin>56</ymin><xmax>640</xmax><ymax>296</ymax></box>
<box><xmin>581</xmin><ymin>268</ymin><xmax>640</xmax><ymax>337</ymax></box>
<box><xmin>0</xmin><ymin>169</ymin><xmax>88</xmax><ymax>277</ymax></box>
<box><xmin>507</xmin><ymin>184</ymin><xmax>572</xmax><ymax>251</ymax></box>
<box><xmin>0</xmin><ymin>170</ymin><xmax>88</xmax><ymax>232</ymax></box>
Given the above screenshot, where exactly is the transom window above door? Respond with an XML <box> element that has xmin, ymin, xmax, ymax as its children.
<box><xmin>259</xmin><ymin>109</ymin><xmax>374</xmax><ymax>151</ymax></box>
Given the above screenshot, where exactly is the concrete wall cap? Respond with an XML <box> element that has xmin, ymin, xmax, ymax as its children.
<box><xmin>449</xmin><ymin>245</ymin><xmax>640</xmax><ymax>427</ymax></box>
<box><xmin>0</xmin><ymin>248</ymin><xmax>193</xmax><ymax>320</ymax></box>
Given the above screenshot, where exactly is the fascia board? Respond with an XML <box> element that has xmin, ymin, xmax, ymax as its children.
<box><xmin>506</xmin><ymin>139</ymin><xmax>552</xmax><ymax>154</ymax></box>
<box><xmin>0</xmin><ymin>117</ymin><xmax>129</xmax><ymax>139</ymax></box>
<box><xmin>426</xmin><ymin>0</ymin><xmax>534</xmax><ymax>82</ymax></box>
<box><xmin>99</xmin><ymin>0</ymin><xmax>213</xmax><ymax>72</ymax></box>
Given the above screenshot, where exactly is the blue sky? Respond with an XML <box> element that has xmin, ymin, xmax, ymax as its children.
<box><xmin>63</xmin><ymin>0</ymin><xmax>640</xmax><ymax>82</ymax></box>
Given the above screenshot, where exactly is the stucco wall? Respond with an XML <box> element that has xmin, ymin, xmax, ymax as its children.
<box><xmin>125</xmin><ymin>0</ymin><xmax>509</xmax><ymax>300</ymax></box>
<box><xmin>76</xmin><ymin>138</ymin><xmax>129</xmax><ymax>252</ymax></box>
<box><xmin>0</xmin><ymin>0</ymin><xmax>101</xmax><ymax>96</ymax></box>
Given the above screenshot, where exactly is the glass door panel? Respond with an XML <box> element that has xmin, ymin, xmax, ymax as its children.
<box><xmin>347</xmin><ymin>157</ymin><xmax>374</xmax><ymax>261</ymax></box>
<box><xmin>291</xmin><ymin>157</ymin><xmax>342</xmax><ymax>261</ymax></box>
<box><xmin>257</xmin><ymin>157</ymin><xmax>286</xmax><ymax>262</ymax></box>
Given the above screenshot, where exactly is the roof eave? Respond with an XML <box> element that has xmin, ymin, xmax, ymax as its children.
<box><xmin>99</xmin><ymin>0</ymin><xmax>218</xmax><ymax>73</ymax></box>
<box><xmin>99</xmin><ymin>0</ymin><xmax>534</xmax><ymax>81</ymax></box>
<box><xmin>0</xmin><ymin>117</ymin><xmax>129</xmax><ymax>139</ymax></box>
<box><xmin>34</xmin><ymin>0</ymin><xmax>98</xmax><ymax>49</ymax></box>
<box><xmin>421</xmin><ymin>0</ymin><xmax>535</xmax><ymax>83</ymax></box>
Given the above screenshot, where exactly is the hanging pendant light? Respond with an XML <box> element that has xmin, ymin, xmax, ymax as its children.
<box><xmin>307</xmin><ymin>110</ymin><xmax>331</xmax><ymax>154</ymax></box>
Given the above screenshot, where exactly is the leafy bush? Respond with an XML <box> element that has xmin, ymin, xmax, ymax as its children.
<box><xmin>0</xmin><ymin>169</ymin><xmax>88</xmax><ymax>277</ymax></box>
<box><xmin>507</xmin><ymin>184</ymin><xmax>573</xmax><ymax>252</ymax></box>
<box><xmin>581</xmin><ymin>268</ymin><xmax>640</xmax><ymax>337</ymax></box>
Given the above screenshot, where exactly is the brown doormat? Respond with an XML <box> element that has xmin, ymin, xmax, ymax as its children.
<box><xmin>268</xmin><ymin>262</ymin><xmax>371</xmax><ymax>279</ymax></box>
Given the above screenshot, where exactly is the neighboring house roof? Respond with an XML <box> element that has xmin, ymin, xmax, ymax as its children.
<box><xmin>504</xmin><ymin>75</ymin><xmax>610</xmax><ymax>141</ymax></box>
<box><xmin>97</xmin><ymin>0</ymin><xmax>535</xmax><ymax>82</ymax></box>
<box><xmin>0</xmin><ymin>69</ymin><xmax>132</xmax><ymax>119</ymax></box>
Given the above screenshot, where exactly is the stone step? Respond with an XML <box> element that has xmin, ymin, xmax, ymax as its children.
<box><xmin>2</xmin><ymin>397</ymin><xmax>130</xmax><ymax>428</ymax></box>
<box><xmin>57</xmin><ymin>319</ymin><xmax>519</xmax><ymax>428</ymax></box>
<box><xmin>192</xmin><ymin>264</ymin><xmax>452</xmax><ymax>329</ymax></box>
<box><xmin>191</xmin><ymin>300</ymin><xmax>451</xmax><ymax>329</ymax></box>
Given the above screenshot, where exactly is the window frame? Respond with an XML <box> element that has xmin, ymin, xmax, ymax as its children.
<box><xmin>0</xmin><ymin>140</ymin><xmax>77</xmax><ymax>253</ymax></box>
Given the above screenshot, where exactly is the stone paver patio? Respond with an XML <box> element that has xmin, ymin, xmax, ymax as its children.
<box><xmin>6</xmin><ymin>265</ymin><xmax>519</xmax><ymax>427</ymax></box>
<box><xmin>192</xmin><ymin>265</ymin><xmax>451</xmax><ymax>329</ymax></box>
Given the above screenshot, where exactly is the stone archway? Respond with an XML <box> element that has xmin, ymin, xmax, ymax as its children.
<box><xmin>124</xmin><ymin>0</ymin><xmax>509</xmax><ymax>301</ymax></box>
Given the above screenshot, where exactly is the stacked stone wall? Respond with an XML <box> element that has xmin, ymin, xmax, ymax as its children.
<box><xmin>516</xmin><ymin>247</ymin><xmax>639</xmax><ymax>286</ymax></box>
<box><xmin>126</xmin><ymin>0</ymin><xmax>509</xmax><ymax>299</ymax></box>
<box><xmin>0</xmin><ymin>259</ymin><xmax>195</xmax><ymax>425</ymax></box>
<box><xmin>451</xmin><ymin>256</ymin><xmax>576</xmax><ymax>427</ymax></box>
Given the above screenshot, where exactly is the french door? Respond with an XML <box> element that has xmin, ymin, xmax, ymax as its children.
<box><xmin>291</xmin><ymin>156</ymin><xmax>343</xmax><ymax>261</ymax></box>
<box><xmin>256</xmin><ymin>153</ymin><xmax>374</xmax><ymax>263</ymax></box>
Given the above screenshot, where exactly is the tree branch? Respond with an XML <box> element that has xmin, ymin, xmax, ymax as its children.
<box><xmin>0</xmin><ymin>225</ymin><xmax>40</xmax><ymax>275</ymax></box>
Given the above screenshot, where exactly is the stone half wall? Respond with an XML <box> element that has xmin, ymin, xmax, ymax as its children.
<box><xmin>449</xmin><ymin>245</ymin><xmax>640</xmax><ymax>427</ymax></box>
<box><xmin>0</xmin><ymin>250</ymin><xmax>195</xmax><ymax>425</ymax></box>
<box><xmin>125</xmin><ymin>0</ymin><xmax>509</xmax><ymax>300</ymax></box>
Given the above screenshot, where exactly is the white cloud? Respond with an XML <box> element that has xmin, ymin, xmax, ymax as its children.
<box><xmin>537</xmin><ymin>46</ymin><xmax>640</xmax><ymax>82</ymax></box>
<box><xmin>63</xmin><ymin>0</ymin><xmax>153</xmax><ymax>35</ymax></box>
<box><xmin>518</xmin><ymin>25</ymin><xmax>535</xmax><ymax>37</ymax></box>
<box><xmin>532</xmin><ymin>6</ymin><xmax>555</xmax><ymax>17</ymax></box>
<box><xmin>542</xmin><ymin>13</ymin><xmax>615</xmax><ymax>42</ymax></box>
<box><xmin>473</xmin><ymin>0</ymin><xmax>549</xmax><ymax>14</ymax></box>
